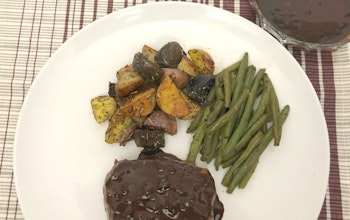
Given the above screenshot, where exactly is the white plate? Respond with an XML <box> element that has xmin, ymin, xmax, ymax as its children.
<box><xmin>14</xmin><ymin>2</ymin><xmax>330</xmax><ymax>220</ymax></box>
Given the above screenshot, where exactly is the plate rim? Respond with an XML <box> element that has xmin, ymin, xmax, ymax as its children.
<box><xmin>13</xmin><ymin>2</ymin><xmax>330</xmax><ymax>220</ymax></box>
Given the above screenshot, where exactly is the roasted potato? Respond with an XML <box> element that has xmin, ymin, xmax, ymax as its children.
<box><xmin>156</xmin><ymin>75</ymin><xmax>189</xmax><ymax>118</ymax></box>
<box><xmin>91</xmin><ymin>95</ymin><xmax>117</xmax><ymax>123</ymax></box>
<box><xmin>155</xmin><ymin>42</ymin><xmax>184</xmax><ymax>68</ymax></box>
<box><xmin>180</xmin><ymin>93</ymin><xmax>201</xmax><ymax>120</ymax></box>
<box><xmin>183</xmin><ymin>74</ymin><xmax>215</xmax><ymax>105</ymax></box>
<box><xmin>143</xmin><ymin>110</ymin><xmax>177</xmax><ymax>135</ymax></box>
<box><xmin>177</xmin><ymin>55</ymin><xmax>198</xmax><ymax>77</ymax></box>
<box><xmin>116</xmin><ymin>66</ymin><xmax>144</xmax><ymax>97</ymax></box>
<box><xmin>142</xmin><ymin>45</ymin><xmax>158</xmax><ymax>63</ymax></box>
<box><xmin>188</xmin><ymin>49</ymin><xmax>215</xmax><ymax>75</ymax></box>
<box><xmin>117</xmin><ymin>87</ymin><xmax>156</xmax><ymax>117</ymax></box>
<box><xmin>162</xmin><ymin>68</ymin><xmax>190</xmax><ymax>89</ymax></box>
<box><xmin>132</xmin><ymin>52</ymin><xmax>163</xmax><ymax>82</ymax></box>
<box><xmin>105</xmin><ymin>114</ymin><xmax>144</xmax><ymax>144</ymax></box>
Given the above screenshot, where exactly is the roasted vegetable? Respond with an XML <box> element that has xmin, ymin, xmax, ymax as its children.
<box><xmin>180</xmin><ymin>93</ymin><xmax>201</xmax><ymax>120</ymax></box>
<box><xmin>162</xmin><ymin>68</ymin><xmax>190</xmax><ymax>89</ymax></box>
<box><xmin>133</xmin><ymin>128</ymin><xmax>165</xmax><ymax>152</ymax></box>
<box><xmin>105</xmin><ymin>114</ymin><xmax>144</xmax><ymax>144</ymax></box>
<box><xmin>143</xmin><ymin>110</ymin><xmax>177</xmax><ymax>135</ymax></box>
<box><xmin>108</xmin><ymin>82</ymin><xmax>116</xmax><ymax>99</ymax></box>
<box><xmin>116</xmin><ymin>65</ymin><xmax>144</xmax><ymax>97</ymax></box>
<box><xmin>132</xmin><ymin>52</ymin><xmax>163</xmax><ymax>82</ymax></box>
<box><xmin>177</xmin><ymin>55</ymin><xmax>198</xmax><ymax>77</ymax></box>
<box><xmin>142</xmin><ymin>44</ymin><xmax>158</xmax><ymax>63</ymax></box>
<box><xmin>155</xmin><ymin>42</ymin><xmax>184</xmax><ymax>68</ymax></box>
<box><xmin>188</xmin><ymin>49</ymin><xmax>215</xmax><ymax>74</ymax></box>
<box><xmin>117</xmin><ymin>88</ymin><xmax>156</xmax><ymax>117</ymax></box>
<box><xmin>183</xmin><ymin>74</ymin><xmax>215</xmax><ymax>105</ymax></box>
<box><xmin>91</xmin><ymin>95</ymin><xmax>117</xmax><ymax>123</ymax></box>
<box><xmin>156</xmin><ymin>75</ymin><xmax>189</xmax><ymax>118</ymax></box>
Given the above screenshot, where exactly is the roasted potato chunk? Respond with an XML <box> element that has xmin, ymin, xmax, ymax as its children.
<box><xmin>177</xmin><ymin>55</ymin><xmax>198</xmax><ymax>77</ymax></box>
<box><xmin>132</xmin><ymin>52</ymin><xmax>163</xmax><ymax>82</ymax></box>
<box><xmin>105</xmin><ymin>114</ymin><xmax>144</xmax><ymax>144</ymax></box>
<box><xmin>117</xmin><ymin>88</ymin><xmax>156</xmax><ymax>117</ymax></box>
<box><xmin>188</xmin><ymin>49</ymin><xmax>215</xmax><ymax>75</ymax></box>
<box><xmin>156</xmin><ymin>75</ymin><xmax>189</xmax><ymax>118</ymax></box>
<box><xmin>143</xmin><ymin>110</ymin><xmax>177</xmax><ymax>135</ymax></box>
<box><xmin>180</xmin><ymin>93</ymin><xmax>201</xmax><ymax>120</ymax></box>
<box><xmin>142</xmin><ymin>45</ymin><xmax>158</xmax><ymax>63</ymax></box>
<box><xmin>155</xmin><ymin>42</ymin><xmax>184</xmax><ymax>68</ymax></box>
<box><xmin>91</xmin><ymin>96</ymin><xmax>116</xmax><ymax>123</ymax></box>
<box><xmin>116</xmin><ymin>70</ymin><xmax>144</xmax><ymax>97</ymax></box>
<box><xmin>162</xmin><ymin>68</ymin><xmax>190</xmax><ymax>89</ymax></box>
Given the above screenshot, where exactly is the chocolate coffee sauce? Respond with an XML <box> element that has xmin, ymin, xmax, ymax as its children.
<box><xmin>256</xmin><ymin>0</ymin><xmax>350</xmax><ymax>44</ymax></box>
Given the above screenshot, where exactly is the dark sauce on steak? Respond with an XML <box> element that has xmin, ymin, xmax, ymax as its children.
<box><xmin>104</xmin><ymin>149</ymin><xmax>224</xmax><ymax>220</ymax></box>
<box><xmin>256</xmin><ymin>0</ymin><xmax>350</xmax><ymax>44</ymax></box>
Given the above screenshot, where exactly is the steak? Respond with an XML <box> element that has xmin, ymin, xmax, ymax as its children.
<box><xmin>103</xmin><ymin>150</ymin><xmax>224</xmax><ymax>220</ymax></box>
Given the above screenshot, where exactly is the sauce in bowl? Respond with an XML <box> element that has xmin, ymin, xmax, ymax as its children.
<box><xmin>252</xmin><ymin>0</ymin><xmax>350</xmax><ymax>49</ymax></box>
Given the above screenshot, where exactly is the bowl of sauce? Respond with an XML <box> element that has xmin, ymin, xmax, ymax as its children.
<box><xmin>250</xmin><ymin>0</ymin><xmax>350</xmax><ymax>50</ymax></box>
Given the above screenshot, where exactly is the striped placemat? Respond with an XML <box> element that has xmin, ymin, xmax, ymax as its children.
<box><xmin>1</xmin><ymin>0</ymin><xmax>349</xmax><ymax>219</ymax></box>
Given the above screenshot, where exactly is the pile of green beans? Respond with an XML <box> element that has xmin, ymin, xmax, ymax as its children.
<box><xmin>186</xmin><ymin>52</ymin><xmax>290</xmax><ymax>193</ymax></box>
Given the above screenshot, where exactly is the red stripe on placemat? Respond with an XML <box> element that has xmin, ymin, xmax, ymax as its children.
<box><xmin>321</xmin><ymin>51</ymin><xmax>343</xmax><ymax>220</ymax></box>
<box><xmin>239</xmin><ymin>0</ymin><xmax>255</xmax><ymax>22</ymax></box>
<box><xmin>213</xmin><ymin>0</ymin><xmax>220</xmax><ymax>7</ymax></box>
<box><xmin>304</xmin><ymin>50</ymin><xmax>321</xmax><ymax>97</ymax></box>
<box><xmin>63</xmin><ymin>0</ymin><xmax>71</xmax><ymax>42</ymax></box>
<box><xmin>222</xmin><ymin>0</ymin><xmax>234</xmax><ymax>12</ymax></box>
<box><xmin>318</xmin><ymin>197</ymin><xmax>328</xmax><ymax>220</ymax></box>
<box><xmin>107</xmin><ymin>0</ymin><xmax>113</xmax><ymax>14</ymax></box>
<box><xmin>49</xmin><ymin>0</ymin><xmax>58</xmax><ymax>56</ymax></box>
<box><xmin>79</xmin><ymin>0</ymin><xmax>86</xmax><ymax>29</ymax></box>
<box><xmin>30</xmin><ymin>0</ymin><xmax>46</xmax><ymax>85</ymax></box>
<box><xmin>93</xmin><ymin>0</ymin><xmax>98</xmax><ymax>21</ymax></box>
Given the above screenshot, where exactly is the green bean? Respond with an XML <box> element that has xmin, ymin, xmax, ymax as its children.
<box><xmin>223</xmin><ymin>114</ymin><xmax>268</xmax><ymax>161</ymax></box>
<box><xmin>223</xmin><ymin>70</ymin><xmax>233</xmax><ymax>108</ymax></box>
<box><xmin>205</xmin><ymin>86</ymin><xmax>216</xmax><ymax>105</ymax></box>
<box><xmin>186</xmin><ymin>105</ymin><xmax>208</xmax><ymax>133</ymax></box>
<box><xmin>206</xmin><ymin>129</ymin><xmax>221</xmax><ymax>163</ymax></box>
<box><xmin>207</xmin><ymin>88</ymin><xmax>250</xmax><ymax>135</ymax></box>
<box><xmin>248</xmin><ymin>78</ymin><xmax>271</xmax><ymax>128</ymax></box>
<box><xmin>264</xmin><ymin>74</ymin><xmax>282</xmax><ymax>146</ymax></box>
<box><xmin>221</xmin><ymin>149</ymin><xmax>242</xmax><ymax>169</ymax></box>
<box><xmin>222</xmin><ymin>131</ymin><xmax>263</xmax><ymax>187</ymax></box>
<box><xmin>215</xmin><ymin>73</ymin><xmax>225</xmax><ymax>101</ymax></box>
<box><xmin>186</xmin><ymin>106</ymin><xmax>211</xmax><ymax>163</ymax></box>
<box><xmin>226</xmin><ymin>105</ymin><xmax>290</xmax><ymax>193</ymax></box>
<box><xmin>231</xmin><ymin>53</ymin><xmax>248</xmax><ymax>105</ymax></box>
<box><xmin>244</xmin><ymin>65</ymin><xmax>256</xmax><ymax>89</ymax></box>
<box><xmin>226</xmin><ymin>132</ymin><xmax>263</xmax><ymax>178</ymax></box>
<box><xmin>222</xmin><ymin>69</ymin><xmax>266</xmax><ymax>157</ymax></box>
<box><xmin>221</xmin><ymin>60</ymin><xmax>241</xmax><ymax>74</ymax></box>
<box><xmin>200</xmin><ymin>134</ymin><xmax>213</xmax><ymax>162</ymax></box>
<box><xmin>207</xmin><ymin>100</ymin><xmax>225</xmax><ymax>125</ymax></box>
<box><xmin>238</xmin><ymin>159</ymin><xmax>258</xmax><ymax>189</ymax></box>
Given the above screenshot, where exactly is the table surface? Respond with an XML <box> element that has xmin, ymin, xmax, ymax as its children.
<box><xmin>1</xmin><ymin>0</ymin><xmax>349</xmax><ymax>219</ymax></box>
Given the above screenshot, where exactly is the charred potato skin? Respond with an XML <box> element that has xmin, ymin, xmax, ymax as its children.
<box><xmin>91</xmin><ymin>96</ymin><xmax>117</xmax><ymax>124</ymax></box>
<box><xmin>154</xmin><ymin>42</ymin><xmax>185</xmax><ymax>68</ymax></box>
<box><xmin>132</xmin><ymin>52</ymin><xmax>163</xmax><ymax>83</ymax></box>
